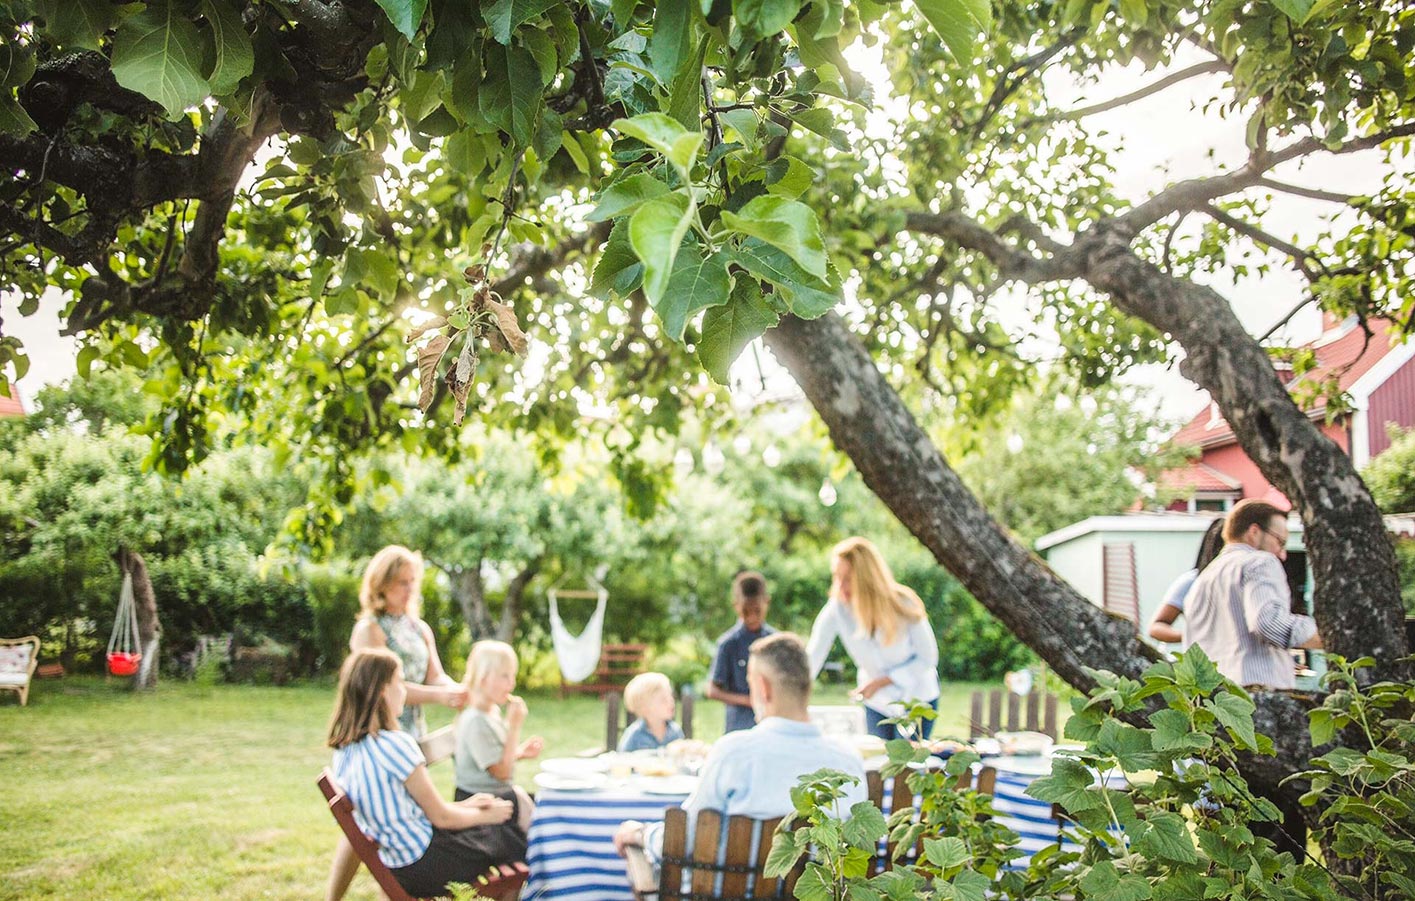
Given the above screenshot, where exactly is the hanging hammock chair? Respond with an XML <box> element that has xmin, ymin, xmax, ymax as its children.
<box><xmin>547</xmin><ymin>576</ymin><xmax>608</xmax><ymax>684</ymax></box>
<box><xmin>107</xmin><ymin>572</ymin><xmax>142</xmax><ymax>677</ymax></box>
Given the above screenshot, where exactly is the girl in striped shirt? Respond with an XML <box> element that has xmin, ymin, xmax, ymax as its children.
<box><xmin>328</xmin><ymin>648</ymin><xmax>528</xmax><ymax>898</ymax></box>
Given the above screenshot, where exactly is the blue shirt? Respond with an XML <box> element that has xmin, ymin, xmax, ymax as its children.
<box><xmin>1162</xmin><ymin>568</ymin><xmax>1198</xmax><ymax>612</ymax></box>
<box><xmin>331</xmin><ymin>730</ymin><xmax>432</xmax><ymax>868</ymax></box>
<box><xmin>711</xmin><ymin>621</ymin><xmax>775</xmax><ymax>732</ymax></box>
<box><xmin>618</xmin><ymin>718</ymin><xmax>685</xmax><ymax>752</ymax></box>
<box><xmin>643</xmin><ymin>717</ymin><xmax>867</xmax><ymax>866</ymax></box>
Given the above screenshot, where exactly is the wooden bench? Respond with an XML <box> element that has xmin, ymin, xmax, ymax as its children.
<box><xmin>561</xmin><ymin>642</ymin><xmax>648</xmax><ymax>697</ymax></box>
<box><xmin>968</xmin><ymin>689</ymin><xmax>1061</xmax><ymax>741</ymax></box>
<box><xmin>317</xmin><ymin>770</ymin><xmax>528</xmax><ymax>901</ymax></box>
<box><xmin>624</xmin><ymin>808</ymin><xmax>804</xmax><ymax>900</ymax></box>
<box><xmin>0</xmin><ymin>636</ymin><xmax>39</xmax><ymax>706</ymax></box>
<box><xmin>606</xmin><ymin>688</ymin><xmax>694</xmax><ymax>751</ymax></box>
<box><xmin>865</xmin><ymin>764</ymin><xmax>996</xmax><ymax>873</ymax></box>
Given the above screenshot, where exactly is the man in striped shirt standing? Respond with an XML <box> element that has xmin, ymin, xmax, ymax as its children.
<box><xmin>1183</xmin><ymin>499</ymin><xmax>1323</xmax><ymax>691</ymax></box>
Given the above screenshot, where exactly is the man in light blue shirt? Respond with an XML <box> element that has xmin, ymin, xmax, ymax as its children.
<box><xmin>613</xmin><ymin>632</ymin><xmax>867</xmax><ymax>868</ymax></box>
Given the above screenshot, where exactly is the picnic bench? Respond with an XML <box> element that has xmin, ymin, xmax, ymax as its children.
<box><xmin>561</xmin><ymin>642</ymin><xmax>648</xmax><ymax>697</ymax></box>
<box><xmin>968</xmin><ymin>689</ymin><xmax>1061</xmax><ymax>741</ymax></box>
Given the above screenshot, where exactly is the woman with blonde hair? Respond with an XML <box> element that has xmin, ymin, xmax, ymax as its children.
<box><xmin>349</xmin><ymin>545</ymin><xmax>468</xmax><ymax>736</ymax></box>
<box><xmin>806</xmin><ymin>537</ymin><xmax>941</xmax><ymax>740</ymax></box>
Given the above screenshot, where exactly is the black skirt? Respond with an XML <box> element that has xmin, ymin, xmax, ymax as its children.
<box><xmin>390</xmin><ymin>788</ymin><xmax>528</xmax><ymax>897</ymax></box>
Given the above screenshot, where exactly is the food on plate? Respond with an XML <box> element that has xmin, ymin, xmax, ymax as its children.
<box><xmin>925</xmin><ymin>738</ymin><xmax>973</xmax><ymax>757</ymax></box>
<box><xmin>994</xmin><ymin>730</ymin><xmax>1053</xmax><ymax>756</ymax></box>
<box><xmin>633</xmin><ymin>757</ymin><xmax>678</xmax><ymax>777</ymax></box>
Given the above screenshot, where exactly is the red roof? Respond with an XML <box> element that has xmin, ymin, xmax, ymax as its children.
<box><xmin>0</xmin><ymin>386</ymin><xmax>24</xmax><ymax>417</ymax></box>
<box><xmin>1159</xmin><ymin>462</ymin><xmax>1243</xmax><ymax>493</ymax></box>
<box><xmin>1169</xmin><ymin>317</ymin><xmax>1401</xmax><ymax>449</ymax></box>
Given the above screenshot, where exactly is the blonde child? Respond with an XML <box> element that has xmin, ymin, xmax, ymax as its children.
<box><xmin>617</xmin><ymin>672</ymin><xmax>685</xmax><ymax>752</ymax></box>
<box><xmin>325</xmin><ymin>649</ymin><xmax>525</xmax><ymax>899</ymax></box>
<box><xmin>455</xmin><ymin>641</ymin><xmax>541</xmax><ymax>824</ymax></box>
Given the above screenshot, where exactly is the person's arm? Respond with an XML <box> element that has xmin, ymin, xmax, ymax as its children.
<box><xmin>705</xmin><ymin>642</ymin><xmax>751</xmax><ymax>706</ymax></box>
<box><xmin>485</xmin><ymin>697</ymin><xmax>526</xmax><ymax>781</ymax></box>
<box><xmin>1147</xmin><ymin>604</ymin><xmax>1184</xmax><ymax>644</ymax></box>
<box><xmin>883</xmin><ymin>614</ymin><xmax>939</xmax><ymax>696</ymax></box>
<box><xmin>405</xmin><ymin>764</ymin><xmax>513</xmax><ymax>830</ymax></box>
<box><xmin>805</xmin><ymin>602</ymin><xmax>841</xmax><ymax>679</ymax></box>
<box><xmin>349</xmin><ymin>618</ymin><xmax>461</xmax><ymax>709</ymax></box>
<box><xmin>1243</xmin><ymin>558</ymin><xmax>1319</xmax><ymax>650</ymax></box>
<box><xmin>418</xmin><ymin>620</ymin><xmax>469</xmax><ymax>709</ymax></box>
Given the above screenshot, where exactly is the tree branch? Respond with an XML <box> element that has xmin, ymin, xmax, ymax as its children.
<box><xmin>1200</xmin><ymin>203</ymin><xmax>1319</xmax><ymax>278</ymax></box>
<box><xmin>903</xmin><ymin>211</ymin><xmax>1079</xmax><ymax>282</ymax></box>
<box><xmin>1256</xmin><ymin>178</ymin><xmax>1356</xmax><ymax>205</ymax></box>
<box><xmin>1061</xmin><ymin>61</ymin><xmax>1227</xmax><ymax>120</ymax></box>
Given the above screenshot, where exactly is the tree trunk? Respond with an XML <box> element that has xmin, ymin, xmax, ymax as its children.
<box><xmin>449</xmin><ymin>561</ymin><xmax>494</xmax><ymax>641</ymax></box>
<box><xmin>116</xmin><ymin>547</ymin><xmax>160</xmax><ymax>691</ymax></box>
<box><xmin>496</xmin><ymin>559</ymin><xmax>542</xmax><ymax>642</ymax></box>
<box><xmin>1079</xmin><ymin>228</ymin><xmax>1409</xmax><ymax>679</ymax></box>
<box><xmin>766</xmin><ymin>312</ymin><xmax>1318</xmax><ymax>787</ymax></box>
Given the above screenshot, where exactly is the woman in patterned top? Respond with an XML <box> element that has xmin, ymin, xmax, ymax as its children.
<box><xmin>327</xmin><ymin>649</ymin><xmax>526</xmax><ymax>899</ymax></box>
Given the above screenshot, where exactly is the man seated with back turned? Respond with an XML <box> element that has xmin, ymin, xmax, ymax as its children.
<box><xmin>1184</xmin><ymin>498</ymin><xmax>1323</xmax><ymax>690</ymax></box>
<box><xmin>613</xmin><ymin>632</ymin><xmax>867</xmax><ymax>875</ymax></box>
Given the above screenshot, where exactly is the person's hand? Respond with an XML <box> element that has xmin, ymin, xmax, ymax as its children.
<box><xmin>518</xmin><ymin>736</ymin><xmax>544</xmax><ymax>759</ymax></box>
<box><xmin>460</xmin><ymin>793</ymin><xmax>497</xmax><ymax>808</ymax></box>
<box><xmin>613</xmin><ymin>820</ymin><xmax>645</xmax><ymax>857</ymax></box>
<box><xmin>471</xmin><ymin>798</ymin><xmax>514</xmax><ymax>826</ymax></box>
<box><xmin>444</xmin><ymin>685</ymin><xmax>471</xmax><ymax>710</ymax></box>
<box><xmin>851</xmin><ymin>675</ymin><xmax>893</xmax><ymax>701</ymax></box>
<box><xmin>506</xmin><ymin>695</ymin><xmax>528</xmax><ymax>726</ymax></box>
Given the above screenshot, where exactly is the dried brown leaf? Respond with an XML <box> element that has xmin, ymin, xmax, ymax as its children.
<box><xmin>406</xmin><ymin>316</ymin><xmax>449</xmax><ymax>342</ymax></box>
<box><xmin>450</xmin><ymin>372</ymin><xmax>473</xmax><ymax>425</ymax></box>
<box><xmin>485</xmin><ymin>297</ymin><xmax>528</xmax><ymax>356</ymax></box>
<box><xmin>417</xmin><ymin>335</ymin><xmax>451</xmax><ymax>413</ymax></box>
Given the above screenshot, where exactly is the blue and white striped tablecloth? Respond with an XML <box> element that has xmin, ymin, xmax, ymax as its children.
<box><xmin>524</xmin><ymin>786</ymin><xmax>691</xmax><ymax>901</ymax></box>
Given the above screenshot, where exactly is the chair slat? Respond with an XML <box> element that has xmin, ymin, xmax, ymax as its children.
<box><xmin>1006</xmin><ymin>692</ymin><xmax>1021</xmax><ymax>733</ymax></box>
<box><xmin>717</xmin><ymin>815</ymin><xmax>756</xmax><ymax>896</ymax></box>
<box><xmin>1024</xmin><ymin>692</ymin><xmax>1040</xmax><ymax>733</ymax></box>
<box><xmin>660</xmin><ymin>807</ymin><xmax>688</xmax><ymax>901</ymax></box>
<box><xmin>976</xmin><ymin>765</ymin><xmax>997</xmax><ymax>796</ymax></box>
<box><xmin>753</xmin><ymin>817</ymin><xmax>784</xmax><ymax>898</ymax></box>
<box><xmin>690</xmin><ymin>810</ymin><xmax>724</xmax><ymax>896</ymax></box>
<box><xmin>969</xmin><ymin>690</ymin><xmax>984</xmax><ymax>739</ymax></box>
<box><xmin>1044</xmin><ymin>694</ymin><xmax>1059</xmax><ymax>740</ymax></box>
<box><xmin>987</xmin><ymin>689</ymin><xmax>1003</xmax><ymax>736</ymax></box>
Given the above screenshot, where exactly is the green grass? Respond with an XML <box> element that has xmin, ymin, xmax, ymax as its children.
<box><xmin>0</xmin><ymin>677</ymin><xmax>991</xmax><ymax>899</ymax></box>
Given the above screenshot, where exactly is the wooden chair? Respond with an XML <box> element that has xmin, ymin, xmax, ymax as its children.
<box><xmin>562</xmin><ymin>642</ymin><xmax>648</xmax><ymax>697</ymax></box>
<box><xmin>316</xmin><ymin>770</ymin><xmax>528</xmax><ymax>901</ymax></box>
<box><xmin>968</xmin><ymin>689</ymin><xmax>1060</xmax><ymax>741</ymax></box>
<box><xmin>865</xmin><ymin>764</ymin><xmax>997</xmax><ymax>873</ymax></box>
<box><xmin>624</xmin><ymin>808</ymin><xmax>804</xmax><ymax>900</ymax></box>
<box><xmin>0</xmin><ymin>636</ymin><xmax>40</xmax><ymax>706</ymax></box>
<box><xmin>606</xmin><ymin>688</ymin><xmax>695</xmax><ymax>751</ymax></box>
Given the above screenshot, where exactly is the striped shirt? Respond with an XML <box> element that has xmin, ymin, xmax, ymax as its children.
<box><xmin>331</xmin><ymin>730</ymin><xmax>432</xmax><ymax>868</ymax></box>
<box><xmin>1183</xmin><ymin>543</ymin><xmax>1317</xmax><ymax>690</ymax></box>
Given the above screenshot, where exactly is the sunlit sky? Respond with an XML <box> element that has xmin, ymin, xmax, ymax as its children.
<box><xmin>1</xmin><ymin>30</ymin><xmax>1396</xmax><ymax>431</ymax></box>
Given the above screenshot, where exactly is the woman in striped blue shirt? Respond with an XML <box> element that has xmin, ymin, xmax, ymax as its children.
<box><xmin>327</xmin><ymin>649</ymin><xmax>528</xmax><ymax>899</ymax></box>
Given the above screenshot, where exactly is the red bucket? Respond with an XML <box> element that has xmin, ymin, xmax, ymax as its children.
<box><xmin>107</xmin><ymin>651</ymin><xmax>142</xmax><ymax>677</ymax></box>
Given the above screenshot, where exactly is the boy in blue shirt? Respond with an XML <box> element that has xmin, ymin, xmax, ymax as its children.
<box><xmin>705</xmin><ymin>571</ymin><xmax>775</xmax><ymax>733</ymax></box>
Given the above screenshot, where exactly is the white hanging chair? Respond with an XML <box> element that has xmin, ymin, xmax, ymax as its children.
<box><xmin>547</xmin><ymin>575</ymin><xmax>608</xmax><ymax>684</ymax></box>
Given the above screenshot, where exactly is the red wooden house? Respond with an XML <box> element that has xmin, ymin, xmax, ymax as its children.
<box><xmin>1162</xmin><ymin>314</ymin><xmax>1415</xmax><ymax>512</ymax></box>
<box><xmin>0</xmin><ymin>386</ymin><xmax>25</xmax><ymax>419</ymax></box>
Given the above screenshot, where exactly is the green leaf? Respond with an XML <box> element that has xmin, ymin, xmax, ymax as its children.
<box><xmin>912</xmin><ymin>0</ymin><xmax>992</xmax><ymax>65</ymax></box>
<box><xmin>923</xmin><ymin>835</ymin><xmax>969</xmax><ymax>871</ymax></box>
<box><xmin>0</xmin><ymin>96</ymin><xmax>37</xmax><ymax>136</ymax></box>
<box><xmin>591</xmin><ymin>219</ymin><xmax>644</xmax><ymax>299</ymax></box>
<box><xmin>842</xmin><ymin>800</ymin><xmax>888</xmax><ymax>851</ymax></box>
<box><xmin>76</xmin><ymin>345</ymin><xmax>100</xmax><ymax>379</ymax></box>
<box><xmin>1078</xmin><ymin>860</ymin><xmax>1153</xmax><ymax>901</ymax></box>
<box><xmin>762</xmin><ymin>827</ymin><xmax>800</xmax><ymax>877</ymax></box>
<box><xmin>650</xmin><ymin>0</ymin><xmax>694</xmax><ymax>85</ymax></box>
<box><xmin>699</xmin><ymin>278</ymin><xmax>779</xmax><ymax>384</ymax></box>
<box><xmin>1206</xmin><ymin>691</ymin><xmax>1258</xmax><ymax>750</ymax></box>
<box><xmin>946</xmin><ymin>870</ymin><xmax>990</xmax><ymax>901</ymax></box>
<box><xmin>1025</xmin><ymin>756</ymin><xmax>1106</xmax><ymax>813</ymax></box>
<box><xmin>34</xmin><ymin>0</ymin><xmax>120</xmax><ymax>50</ymax></box>
<box><xmin>346</xmin><ymin>248</ymin><xmax>401</xmax><ymax>301</ymax></box>
<box><xmin>734</xmin><ymin>0</ymin><xmax>804</xmax><ymax>38</ymax></box>
<box><xmin>720</xmin><ymin>196</ymin><xmax>828</xmax><ymax>279</ymax></box>
<box><xmin>764</xmin><ymin>155</ymin><xmax>814</xmax><ymax>199</ymax></box>
<box><xmin>1173</xmin><ymin>646</ymin><xmax>1225</xmax><ymax>696</ymax></box>
<box><xmin>730</xmin><ymin>239</ymin><xmax>839</xmax><ymax>318</ymax></box>
<box><xmin>1270</xmin><ymin>0</ymin><xmax>1314</xmax><ymax>22</ymax></box>
<box><xmin>110</xmin><ymin>2</ymin><xmax>211</xmax><ymax>119</ymax></box>
<box><xmin>1132</xmin><ymin>810</ymin><xmax>1197</xmax><ymax>863</ymax></box>
<box><xmin>1150</xmin><ymin>708</ymin><xmax>1212</xmax><ymax>753</ymax></box>
<box><xmin>613</xmin><ymin>112</ymin><xmax>703</xmax><ymax>181</ymax></box>
<box><xmin>814</xmin><ymin>0</ymin><xmax>844</xmax><ymax>36</ymax></box>
<box><xmin>720</xmin><ymin>108</ymin><xmax>760</xmax><ymax>147</ymax></box>
<box><xmin>485</xmin><ymin>0</ymin><xmax>562</xmax><ymax>44</ymax></box>
<box><xmin>794</xmin><ymin>862</ymin><xmax>834</xmax><ymax>901</ymax></box>
<box><xmin>587</xmin><ymin>174</ymin><xmax>671</xmax><ymax>222</ymax></box>
<box><xmin>655</xmin><ymin>245</ymin><xmax>731</xmax><ymax>342</ymax></box>
<box><xmin>373</xmin><ymin>0</ymin><xmax>430</xmax><ymax>40</ymax></box>
<box><xmin>201</xmin><ymin>0</ymin><xmax>254</xmax><ymax>95</ymax></box>
<box><xmin>629</xmin><ymin>191</ymin><xmax>695</xmax><ymax>304</ymax></box>
<box><xmin>480</xmin><ymin>44</ymin><xmax>545</xmax><ymax>149</ymax></box>
<box><xmin>666</xmin><ymin>34</ymin><xmax>707</xmax><ymax>130</ymax></box>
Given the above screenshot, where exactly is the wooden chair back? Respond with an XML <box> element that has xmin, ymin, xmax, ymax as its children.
<box><xmin>968</xmin><ymin>689</ymin><xmax>1060</xmax><ymax>740</ymax></box>
<box><xmin>629</xmin><ymin>807</ymin><xmax>803</xmax><ymax>900</ymax></box>
<box><xmin>606</xmin><ymin>688</ymin><xmax>695</xmax><ymax>751</ymax></box>
<box><xmin>864</xmin><ymin>764</ymin><xmax>997</xmax><ymax>873</ymax></box>
<box><xmin>561</xmin><ymin>642</ymin><xmax>649</xmax><ymax>696</ymax></box>
<box><xmin>0</xmin><ymin>635</ymin><xmax>40</xmax><ymax>707</ymax></box>
<box><xmin>316</xmin><ymin>769</ymin><xmax>528</xmax><ymax>901</ymax></box>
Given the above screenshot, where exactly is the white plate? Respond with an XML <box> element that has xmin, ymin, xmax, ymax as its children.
<box><xmin>535</xmin><ymin>771</ymin><xmax>609</xmax><ymax>792</ymax></box>
<box><xmin>539</xmin><ymin>757</ymin><xmax>609</xmax><ymax>776</ymax></box>
<box><xmin>637</xmin><ymin>775</ymin><xmax>699</xmax><ymax>795</ymax></box>
<box><xmin>986</xmin><ymin>755</ymin><xmax>1054</xmax><ymax>776</ymax></box>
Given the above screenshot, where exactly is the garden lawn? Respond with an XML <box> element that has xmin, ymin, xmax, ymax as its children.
<box><xmin>0</xmin><ymin>676</ymin><xmax>992</xmax><ymax>900</ymax></box>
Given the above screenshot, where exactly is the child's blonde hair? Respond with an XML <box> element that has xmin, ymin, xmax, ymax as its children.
<box><xmin>464</xmin><ymin>640</ymin><xmax>518</xmax><ymax>693</ymax></box>
<box><xmin>623</xmin><ymin>672</ymin><xmax>673</xmax><ymax>718</ymax></box>
<box><xmin>328</xmin><ymin>648</ymin><xmax>402</xmax><ymax>749</ymax></box>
